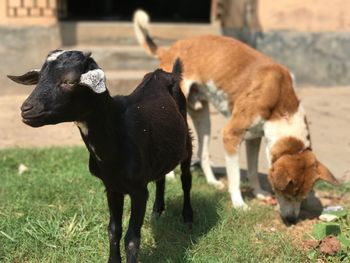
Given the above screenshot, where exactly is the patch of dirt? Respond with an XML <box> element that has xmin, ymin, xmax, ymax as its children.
<box><xmin>256</xmin><ymin>190</ymin><xmax>349</xmax><ymax>252</ymax></box>
<box><xmin>319</xmin><ymin>235</ymin><xmax>341</xmax><ymax>255</ymax></box>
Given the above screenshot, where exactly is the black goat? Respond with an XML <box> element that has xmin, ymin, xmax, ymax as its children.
<box><xmin>8</xmin><ymin>50</ymin><xmax>193</xmax><ymax>263</ymax></box>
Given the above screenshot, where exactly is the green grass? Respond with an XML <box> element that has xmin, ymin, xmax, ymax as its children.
<box><xmin>0</xmin><ymin>147</ymin><xmax>318</xmax><ymax>262</ymax></box>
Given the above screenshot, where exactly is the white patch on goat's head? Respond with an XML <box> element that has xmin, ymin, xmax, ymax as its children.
<box><xmin>80</xmin><ymin>69</ymin><xmax>106</xmax><ymax>94</ymax></box>
<box><xmin>75</xmin><ymin>121</ymin><xmax>88</xmax><ymax>136</ymax></box>
<box><xmin>47</xmin><ymin>50</ymin><xmax>66</xmax><ymax>62</ymax></box>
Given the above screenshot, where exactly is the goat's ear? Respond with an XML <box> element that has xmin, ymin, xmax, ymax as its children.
<box><xmin>7</xmin><ymin>69</ymin><xmax>40</xmax><ymax>85</ymax></box>
<box><xmin>172</xmin><ymin>58</ymin><xmax>183</xmax><ymax>76</ymax></box>
<box><xmin>80</xmin><ymin>69</ymin><xmax>107</xmax><ymax>94</ymax></box>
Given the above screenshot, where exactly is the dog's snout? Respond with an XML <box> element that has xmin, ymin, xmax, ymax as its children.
<box><xmin>21</xmin><ymin>102</ymin><xmax>33</xmax><ymax>112</ymax></box>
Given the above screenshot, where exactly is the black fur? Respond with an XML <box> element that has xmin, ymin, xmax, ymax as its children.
<box><xmin>8</xmin><ymin>51</ymin><xmax>193</xmax><ymax>263</ymax></box>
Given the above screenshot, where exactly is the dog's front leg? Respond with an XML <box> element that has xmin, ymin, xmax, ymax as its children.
<box><xmin>225</xmin><ymin>149</ymin><xmax>247</xmax><ymax>209</ymax></box>
<box><xmin>223</xmin><ymin>114</ymin><xmax>251</xmax><ymax>209</ymax></box>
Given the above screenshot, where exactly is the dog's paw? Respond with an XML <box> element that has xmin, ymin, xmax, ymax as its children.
<box><xmin>208</xmin><ymin>179</ymin><xmax>225</xmax><ymax>190</ymax></box>
<box><xmin>253</xmin><ymin>189</ymin><xmax>272</xmax><ymax>200</ymax></box>
<box><xmin>253</xmin><ymin>189</ymin><xmax>277</xmax><ymax>205</ymax></box>
<box><xmin>230</xmin><ymin>192</ymin><xmax>249</xmax><ymax>210</ymax></box>
<box><xmin>232</xmin><ymin>201</ymin><xmax>250</xmax><ymax>211</ymax></box>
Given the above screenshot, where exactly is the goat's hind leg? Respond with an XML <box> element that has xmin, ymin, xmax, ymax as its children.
<box><xmin>152</xmin><ymin>176</ymin><xmax>165</xmax><ymax>216</ymax></box>
<box><xmin>106</xmin><ymin>190</ymin><xmax>124</xmax><ymax>263</ymax></box>
<box><xmin>180</xmin><ymin>135</ymin><xmax>194</xmax><ymax>227</ymax></box>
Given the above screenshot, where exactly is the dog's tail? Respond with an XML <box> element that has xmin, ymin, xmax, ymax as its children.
<box><xmin>133</xmin><ymin>9</ymin><xmax>165</xmax><ymax>58</ymax></box>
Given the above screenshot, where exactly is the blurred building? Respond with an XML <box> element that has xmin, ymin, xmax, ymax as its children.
<box><xmin>0</xmin><ymin>0</ymin><xmax>349</xmax><ymax>89</ymax></box>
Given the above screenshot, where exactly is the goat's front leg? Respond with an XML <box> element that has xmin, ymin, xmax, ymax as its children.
<box><xmin>153</xmin><ymin>176</ymin><xmax>165</xmax><ymax>216</ymax></box>
<box><xmin>106</xmin><ymin>190</ymin><xmax>124</xmax><ymax>263</ymax></box>
<box><xmin>125</xmin><ymin>187</ymin><xmax>148</xmax><ymax>263</ymax></box>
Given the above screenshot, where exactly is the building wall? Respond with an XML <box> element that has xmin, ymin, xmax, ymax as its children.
<box><xmin>257</xmin><ymin>0</ymin><xmax>350</xmax><ymax>86</ymax></box>
<box><xmin>0</xmin><ymin>0</ymin><xmax>57</xmax><ymax>26</ymax></box>
<box><xmin>259</xmin><ymin>0</ymin><xmax>350</xmax><ymax>32</ymax></box>
<box><xmin>218</xmin><ymin>0</ymin><xmax>350</xmax><ymax>86</ymax></box>
<box><xmin>0</xmin><ymin>0</ymin><xmax>349</xmax><ymax>86</ymax></box>
<box><xmin>0</xmin><ymin>1</ymin><xmax>61</xmax><ymax>92</ymax></box>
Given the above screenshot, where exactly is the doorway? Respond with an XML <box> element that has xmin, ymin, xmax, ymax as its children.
<box><xmin>60</xmin><ymin>0</ymin><xmax>211</xmax><ymax>23</ymax></box>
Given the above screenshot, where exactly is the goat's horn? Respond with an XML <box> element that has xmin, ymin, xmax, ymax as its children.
<box><xmin>83</xmin><ymin>51</ymin><xmax>92</xmax><ymax>58</ymax></box>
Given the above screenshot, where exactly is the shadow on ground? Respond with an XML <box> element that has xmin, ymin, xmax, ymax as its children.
<box><xmin>139</xmin><ymin>166</ymin><xmax>324</xmax><ymax>261</ymax></box>
<box><xmin>140</xmin><ymin>186</ymin><xmax>226</xmax><ymax>262</ymax></box>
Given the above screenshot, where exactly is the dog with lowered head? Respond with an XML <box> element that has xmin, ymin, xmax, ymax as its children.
<box><xmin>133</xmin><ymin>10</ymin><xmax>338</xmax><ymax>223</ymax></box>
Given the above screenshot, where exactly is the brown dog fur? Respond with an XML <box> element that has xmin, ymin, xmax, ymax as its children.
<box><xmin>133</xmin><ymin>10</ymin><xmax>338</xmax><ymax>221</ymax></box>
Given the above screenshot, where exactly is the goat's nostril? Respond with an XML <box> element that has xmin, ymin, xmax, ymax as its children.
<box><xmin>21</xmin><ymin>103</ymin><xmax>33</xmax><ymax>112</ymax></box>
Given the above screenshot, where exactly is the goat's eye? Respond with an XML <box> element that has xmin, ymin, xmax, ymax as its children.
<box><xmin>61</xmin><ymin>80</ymin><xmax>77</xmax><ymax>88</ymax></box>
<box><xmin>61</xmin><ymin>80</ymin><xmax>77</xmax><ymax>91</ymax></box>
<box><xmin>66</xmin><ymin>80</ymin><xmax>77</xmax><ymax>86</ymax></box>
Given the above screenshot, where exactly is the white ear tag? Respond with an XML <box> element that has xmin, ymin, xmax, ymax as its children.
<box><xmin>80</xmin><ymin>69</ymin><xmax>106</xmax><ymax>94</ymax></box>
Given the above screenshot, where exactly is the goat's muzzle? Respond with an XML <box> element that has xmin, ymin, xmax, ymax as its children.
<box><xmin>21</xmin><ymin>101</ymin><xmax>47</xmax><ymax>127</ymax></box>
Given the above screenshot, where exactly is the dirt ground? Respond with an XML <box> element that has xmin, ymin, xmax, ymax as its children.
<box><xmin>0</xmin><ymin>85</ymin><xmax>349</xmax><ymax>181</ymax></box>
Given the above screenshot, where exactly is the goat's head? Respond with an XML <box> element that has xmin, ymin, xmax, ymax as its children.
<box><xmin>8</xmin><ymin>50</ymin><xmax>106</xmax><ymax>127</ymax></box>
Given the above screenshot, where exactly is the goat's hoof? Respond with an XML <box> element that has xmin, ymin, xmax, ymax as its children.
<box><xmin>108</xmin><ymin>255</ymin><xmax>121</xmax><ymax>263</ymax></box>
<box><xmin>152</xmin><ymin>210</ymin><xmax>164</xmax><ymax>218</ymax></box>
<box><xmin>184</xmin><ymin>222</ymin><xmax>193</xmax><ymax>231</ymax></box>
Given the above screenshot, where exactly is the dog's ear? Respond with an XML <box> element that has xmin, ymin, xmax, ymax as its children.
<box><xmin>316</xmin><ymin>161</ymin><xmax>339</xmax><ymax>186</ymax></box>
<box><xmin>7</xmin><ymin>69</ymin><xmax>40</xmax><ymax>85</ymax></box>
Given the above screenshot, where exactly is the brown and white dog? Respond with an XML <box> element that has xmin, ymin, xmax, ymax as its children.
<box><xmin>133</xmin><ymin>10</ymin><xmax>338</xmax><ymax>222</ymax></box>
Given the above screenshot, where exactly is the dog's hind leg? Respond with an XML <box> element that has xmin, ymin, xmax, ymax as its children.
<box><xmin>246</xmin><ymin>138</ymin><xmax>271</xmax><ymax>200</ymax></box>
<box><xmin>189</xmin><ymin>101</ymin><xmax>224</xmax><ymax>189</ymax></box>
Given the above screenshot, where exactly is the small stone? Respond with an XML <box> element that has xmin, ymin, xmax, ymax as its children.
<box><xmin>18</xmin><ymin>164</ymin><xmax>28</xmax><ymax>175</ymax></box>
<box><xmin>324</xmin><ymin>205</ymin><xmax>344</xmax><ymax>212</ymax></box>
<box><xmin>319</xmin><ymin>214</ymin><xmax>338</xmax><ymax>222</ymax></box>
